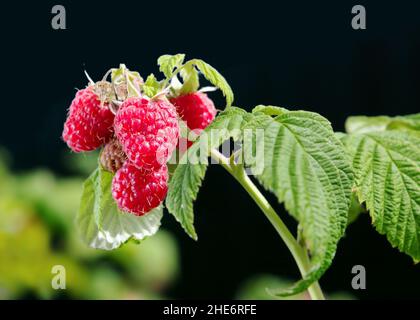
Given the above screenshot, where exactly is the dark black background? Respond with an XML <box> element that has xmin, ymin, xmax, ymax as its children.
<box><xmin>1</xmin><ymin>1</ymin><xmax>419</xmax><ymax>299</ymax></box>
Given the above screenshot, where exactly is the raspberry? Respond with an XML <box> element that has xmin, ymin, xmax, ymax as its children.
<box><xmin>62</xmin><ymin>87</ymin><xmax>114</xmax><ymax>152</ymax></box>
<box><xmin>114</xmin><ymin>97</ymin><xmax>179</xmax><ymax>171</ymax></box>
<box><xmin>170</xmin><ymin>92</ymin><xmax>217</xmax><ymax>131</ymax></box>
<box><xmin>112</xmin><ymin>162</ymin><xmax>168</xmax><ymax>215</ymax></box>
<box><xmin>100</xmin><ymin>138</ymin><xmax>127</xmax><ymax>173</ymax></box>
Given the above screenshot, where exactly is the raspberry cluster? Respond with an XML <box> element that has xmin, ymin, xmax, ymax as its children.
<box><xmin>62</xmin><ymin>66</ymin><xmax>217</xmax><ymax>216</ymax></box>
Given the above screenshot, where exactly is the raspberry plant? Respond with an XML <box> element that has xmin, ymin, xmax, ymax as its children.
<box><xmin>63</xmin><ymin>54</ymin><xmax>420</xmax><ymax>300</ymax></box>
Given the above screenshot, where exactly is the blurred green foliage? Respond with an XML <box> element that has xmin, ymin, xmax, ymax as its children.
<box><xmin>0</xmin><ymin>150</ymin><xmax>179</xmax><ymax>299</ymax></box>
<box><xmin>0</xmin><ymin>149</ymin><xmax>355</xmax><ymax>300</ymax></box>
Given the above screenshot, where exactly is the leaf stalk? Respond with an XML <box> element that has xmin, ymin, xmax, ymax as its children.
<box><xmin>210</xmin><ymin>149</ymin><xmax>325</xmax><ymax>300</ymax></box>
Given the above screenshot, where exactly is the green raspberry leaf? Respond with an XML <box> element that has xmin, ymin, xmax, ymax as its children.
<box><xmin>244</xmin><ymin>106</ymin><xmax>354</xmax><ymax>296</ymax></box>
<box><xmin>76</xmin><ymin>167</ymin><xmax>163</xmax><ymax>250</ymax></box>
<box><xmin>142</xmin><ymin>73</ymin><xmax>160</xmax><ymax>98</ymax></box>
<box><xmin>158</xmin><ymin>54</ymin><xmax>186</xmax><ymax>78</ymax></box>
<box><xmin>165</xmin><ymin>162</ymin><xmax>206</xmax><ymax>240</ymax></box>
<box><xmin>345</xmin><ymin>113</ymin><xmax>420</xmax><ymax>135</ymax></box>
<box><xmin>166</xmin><ymin>107</ymin><xmax>251</xmax><ymax>240</ymax></box>
<box><xmin>186</xmin><ymin>59</ymin><xmax>234</xmax><ymax>107</ymax></box>
<box><xmin>343</xmin><ymin>131</ymin><xmax>420</xmax><ymax>262</ymax></box>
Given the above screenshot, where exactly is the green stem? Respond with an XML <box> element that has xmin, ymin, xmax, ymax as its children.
<box><xmin>210</xmin><ymin>149</ymin><xmax>325</xmax><ymax>300</ymax></box>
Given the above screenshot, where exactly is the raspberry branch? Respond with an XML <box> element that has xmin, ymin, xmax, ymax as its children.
<box><xmin>210</xmin><ymin>148</ymin><xmax>325</xmax><ymax>300</ymax></box>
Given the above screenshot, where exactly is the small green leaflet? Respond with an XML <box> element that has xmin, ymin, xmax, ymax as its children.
<box><xmin>179</xmin><ymin>63</ymin><xmax>200</xmax><ymax>95</ymax></box>
<box><xmin>245</xmin><ymin>106</ymin><xmax>354</xmax><ymax>296</ymax></box>
<box><xmin>347</xmin><ymin>192</ymin><xmax>366</xmax><ymax>225</ymax></box>
<box><xmin>111</xmin><ymin>64</ymin><xmax>143</xmax><ymax>98</ymax></box>
<box><xmin>252</xmin><ymin>105</ymin><xmax>288</xmax><ymax>117</ymax></box>
<box><xmin>142</xmin><ymin>74</ymin><xmax>160</xmax><ymax>98</ymax></box>
<box><xmin>343</xmin><ymin>131</ymin><xmax>420</xmax><ymax>261</ymax></box>
<box><xmin>346</xmin><ymin>113</ymin><xmax>420</xmax><ymax>135</ymax></box>
<box><xmin>76</xmin><ymin>167</ymin><xmax>163</xmax><ymax>250</ymax></box>
<box><xmin>185</xmin><ymin>59</ymin><xmax>234</xmax><ymax>107</ymax></box>
<box><xmin>157</xmin><ymin>54</ymin><xmax>234</xmax><ymax>107</ymax></box>
<box><xmin>158</xmin><ymin>54</ymin><xmax>186</xmax><ymax>78</ymax></box>
<box><xmin>335</xmin><ymin>132</ymin><xmax>366</xmax><ymax>225</ymax></box>
<box><xmin>166</xmin><ymin>107</ymin><xmax>252</xmax><ymax>240</ymax></box>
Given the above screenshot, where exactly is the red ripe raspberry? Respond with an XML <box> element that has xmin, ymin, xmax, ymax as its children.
<box><xmin>114</xmin><ymin>97</ymin><xmax>179</xmax><ymax>171</ymax></box>
<box><xmin>62</xmin><ymin>87</ymin><xmax>114</xmax><ymax>152</ymax></box>
<box><xmin>170</xmin><ymin>92</ymin><xmax>217</xmax><ymax>131</ymax></box>
<box><xmin>112</xmin><ymin>162</ymin><xmax>168</xmax><ymax>215</ymax></box>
